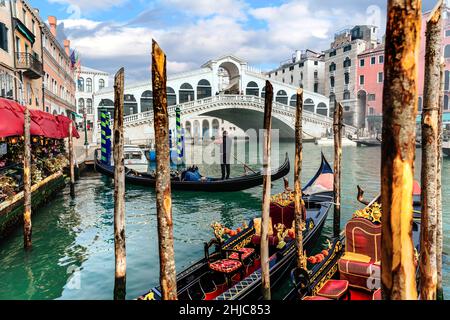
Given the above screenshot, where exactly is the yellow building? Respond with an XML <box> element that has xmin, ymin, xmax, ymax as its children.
<box><xmin>11</xmin><ymin>0</ymin><xmax>43</xmax><ymax>109</ymax></box>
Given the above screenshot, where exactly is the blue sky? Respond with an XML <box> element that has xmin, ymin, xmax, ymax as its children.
<box><xmin>30</xmin><ymin>0</ymin><xmax>439</xmax><ymax>82</ymax></box>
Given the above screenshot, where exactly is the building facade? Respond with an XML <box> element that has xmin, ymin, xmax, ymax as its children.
<box><xmin>11</xmin><ymin>0</ymin><xmax>43</xmax><ymax>109</ymax></box>
<box><xmin>266</xmin><ymin>50</ymin><xmax>325</xmax><ymax>96</ymax></box>
<box><xmin>41</xmin><ymin>16</ymin><xmax>76</xmax><ymax>117</ymax></box>
<box><xmin>0</xmin><ymin>0</ymin><xmax>15</xmax><ymax>101</ymax></box>
<box><xmin>76</xmin><ymin>66</ymin><xmax>109</xmax><ymax>129</ymax></box>
<box><xmin>324</xmin><ymin>25</ymin><xmax>379</xmax><ymax>128</ymax></box>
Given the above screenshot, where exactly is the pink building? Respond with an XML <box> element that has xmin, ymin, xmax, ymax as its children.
<box><xmin>357</xmin><ymin>7</ymin><xmax>450</xmax><ymax>133</ymax></box>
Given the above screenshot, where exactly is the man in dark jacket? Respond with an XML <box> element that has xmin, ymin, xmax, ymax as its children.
<box><xmin>220</xmin><ymin>130</ymin><xmax>232</xmax><ymax>180</ymax></box>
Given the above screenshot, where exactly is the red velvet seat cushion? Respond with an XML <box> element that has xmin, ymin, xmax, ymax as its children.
<box><xmin>270</xmin><ymin>203</ymin><xmax>295</xmax><ymax>230</ymax></box>
<box><xmin>338</xmin><ymin>259</ymin><xmax>380</xmax><ymax>291</ymax></box>
<box><xmin>302</xmin><ymin>296</ymin><xmax>333</xmax><ymax>301</ymax></box>
<box><xmin>317</xmin><ymin>280</ymin><xmax>349</xmax><ymax>299</ymax></box>
<box><xmin>251</xmin><ymin>235</ymin><xmax>279</xmax><ymax>247</ymax></box>
<box><xmin>229</xmin><ymin>248</ymin><xmax>255</xmax><ymax>260</ymax></box>
<box><xmin>209</xmin><ymin>259</ymin><xmax>243</xmax><ymax>274</ymax></box>
<box><xmin>372</xmin><ymin>288</ymin><xmax>382</xmax><ymax>300</ymax></box>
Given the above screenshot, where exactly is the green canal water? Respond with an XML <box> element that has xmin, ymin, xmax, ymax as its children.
<box><xmin>0</xmin><ymin>142</ymin><xmax>449</xmax><ymax>300</ymax></box>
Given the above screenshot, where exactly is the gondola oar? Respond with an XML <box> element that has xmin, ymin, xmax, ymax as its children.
<box><xmin>232</xmin><ymin>154</ymin><xmax>257</xmax><ymax>174</ymax></box>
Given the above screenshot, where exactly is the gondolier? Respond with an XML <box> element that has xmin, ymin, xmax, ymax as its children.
<box><xmin>220</xmin><ymin>130</ymin><xmax>232</xmax><ymax>180</ymax></box>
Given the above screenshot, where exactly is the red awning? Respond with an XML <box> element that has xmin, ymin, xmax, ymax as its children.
<box><xmin>0</xmin><ymin>98</ymin><xmax>45</xmax><ymax>137</ymax></box>
<box><xmin>56</xmin><ymin>115</ymin><xmax>80</xmax><ymax>139</ymax></box>
<box><xmin>30</xmin><ymin>110</ymin><xmax>62</xmax><ymax>139</ymax></box>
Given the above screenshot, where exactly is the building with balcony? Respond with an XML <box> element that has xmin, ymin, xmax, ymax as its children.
<box><xmin>76</xmin><ymin>66</ymin><xmax>110</xmax><ymax>129</ymax></box>
<box><xmin>0</xmin><ymin>0</ymin><xmax>15</xmax><ymax>101</ymax></box>
<box><xmin>11</xmin><ymin>0</ymin><xmax>43</xmax><ymax>110</ymax></box>
<box><xmin>266</xmin><ymin>50</ymin><xmax>325</xmax><ymax>96</ymax></box>
<box><xmin>324</xmin><ymin>25</ymin><xmax>379</xmax><ymax>128</ymax></box>
<box><xmin>41</xmin><ymin>16</ymin><xmax>76</xmax><ymax>117</ymax></box>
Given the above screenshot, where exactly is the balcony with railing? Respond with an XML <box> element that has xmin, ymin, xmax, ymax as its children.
<box><xmin>15</xmin><ymin>53</ymin><xmax>43</xmax><ymax>79</ymax></box>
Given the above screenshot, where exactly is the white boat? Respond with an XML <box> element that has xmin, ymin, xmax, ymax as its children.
<box><xmin>123</xmin><ymin>145</ymin><xmax>149</xmax><ymax>172</ymax></box>
<box><xmin>314</xmin><ymin>137</ymin><xmax>357</xmax><ymax>147</ymax></box>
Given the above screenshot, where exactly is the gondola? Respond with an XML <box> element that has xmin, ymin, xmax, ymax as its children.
<box><xmin>138</xmin><ymin>153</ymin><xmax>334</xmax><ymax>300</ymax></box>
<box><xmin>94</xmin><ymin>149</ymin><xmax>290</xmax><ymax>192</ymax></box>
<box><xmin>284</xmin><ymin>183</ymin><xmax>422</xmax><ymax>301</ymax></box>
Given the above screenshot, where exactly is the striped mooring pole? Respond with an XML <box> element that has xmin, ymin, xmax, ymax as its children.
<box><xmin>100</xmin><ymin>112</ymin><xmax>112</xmax><ymax>165</ymax></box>
<box><xmin>176</xmin><ymin>107</ymin><xmax>183</xmax><ymax>164</ymax></box>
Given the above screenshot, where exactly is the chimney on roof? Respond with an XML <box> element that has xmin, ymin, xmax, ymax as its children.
<box><xmin>48</xmin><ymin>16</ymin><xmax>57</xmax><ymax>37</ymax></box>
<box><xmin>64</xmin><ymin>40</ymin><xmax>70</xmax><ymax>56</ymax></box>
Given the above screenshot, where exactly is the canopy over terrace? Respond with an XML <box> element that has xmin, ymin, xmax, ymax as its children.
<box><xmin>0</xmin><ymin>98</ymin><xmax>79</xmax><ymax>139</ymax></box>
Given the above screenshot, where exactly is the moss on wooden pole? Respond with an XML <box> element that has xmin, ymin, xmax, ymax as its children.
<box><xmin>152</xmin><ymin>40</ymin><xmax>178</xmax><ymax>300</ymax></box>
<box><xmin>261</xmin><ymin>80</ymin><xmax>273</xmax><ymax>300</ymax></box>
<box><xmin>23</xmin><ymin>107</ymin><xmax>32</xmax><ymax>249</ymax></box>
<box><xmin>420</xmin><ymin>0</ymin><xmax>442</xmax><ymax>300</ymax></box>
<box><xmin>113</xmin><ymin>68</ymin><xmax>127</xmax><ymax>300</ymax></box>
<box><xmin>294</xmin><ymin>88</ymin><xmax>306</xmax><ymax>269</ymax></box>
<box><xmin>381</xmin><ymin>0</ymin><xmax>421</xmax><ymax>300</ymax></box>
<box><xmin>333</xmin><ymin>101</ymin><xmax>343</xmax><ymax>239</ymax></box>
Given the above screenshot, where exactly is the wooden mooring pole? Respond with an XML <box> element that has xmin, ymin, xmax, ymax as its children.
<box><xmin>23</xmin><ymin>107</ymin><xmax>32</xmax><ymax>249</ymax></box>
<box><xmin>261</xmin><ymin>80</ymin><xmax>273</xmax><ymax>300</ymax></box>
<box><xmin>152</xmin><ymin>40</ymin><xmax>177</xmax><ymax>300</ymax></box>
<box><xmin>113</xmin><ymin>68</ymin><xmax>127</xmax><ymax>300</ymax></box>
<box><xmin>69</xmin><ymin>121</ymin><xmax>75</xmax><ymax>198</ymax></box>
<box><xmin>294</xmin><ymin>89</ymin><xmax>306</xmax><ymax>269</ymax></box>
<box><xmin>333</xmin><ymin>101</ymin><xmax>343</xmax><ymax>238</ymax></box>
<box><xmin>420</xmin><ymin>0</ymin><xmax>442</xmax><ymax>301</ymax></box>
<box><xmin>381</xmin><ymin>0</ymin><xmax>421</xmax><ymax>300</ymax></box>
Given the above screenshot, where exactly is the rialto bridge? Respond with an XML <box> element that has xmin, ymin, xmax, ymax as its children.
<box><xmin>92</xmin><ymin>55</ymin><xmax>357</xmax><ymax>144</ymax></box>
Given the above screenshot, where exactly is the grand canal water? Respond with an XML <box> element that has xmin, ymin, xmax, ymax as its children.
<box><xmin>0</xmin><ymin>142</ymin><xmax>449</xmax><ymax>300</ymax></box>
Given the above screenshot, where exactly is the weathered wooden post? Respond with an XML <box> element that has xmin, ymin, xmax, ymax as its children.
<box><xmin>152</xmin><ymin>40</ymin><xmax>177</xmax><ymax>300</ymax></box>
<box><xmin>381</xmin><ymin>0</ymin><xmax>421</xmax><ymax>300</ymax></box>
<box><xmin>69</xmin><ymin>121</ymin><xmax>75</xmax><ymax>198</ymax></box>
<box><xmin>23</xmin><ymin>107</ymin><xmax>32</xmax><ymax>249</ymax></box>
<box><xmin>261</xmin><ymin>80</ymin><xmax>273</xmax><ymax>300</ymax></box>
<box><xmin>420</xmin><ymin>0</ymin><xmax>442</xmax><ymax>300</ymax></box>
<box><xmin>113</xmin><ymin>68</ymin><xmax>127</xmax><ymax>300</ymax></box>
<box><xmin>294</xmin><ymin>88</ymin><xmax>305</xmax><ymax>269</ymax></box>
<box><xmin>437</xmin><ymin>57</ymin><xmax>445</xmax><ymax>301</ymax></box>
<box><xmin>333</xmin><ymin>101</ymin><xmax>343</xmax><ymax>238</ymax></box>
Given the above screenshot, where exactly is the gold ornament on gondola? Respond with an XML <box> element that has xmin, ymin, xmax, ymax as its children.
<box><xmin>353</xmin><ymin>202</ymin><xmax>382</xmax><ymax>224</ymax></box>
<box><xmin>270</xmin><ymin>191</ymin><xmax>294</xmax><ymax>207</ymax></box>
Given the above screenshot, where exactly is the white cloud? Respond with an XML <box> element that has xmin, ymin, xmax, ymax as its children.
<box><xmin>48</xmin><ymin>0</ymin><xmax>129</xmax><ymax>13</ymax></box>
<box><xmin>163</xmin><ymin>0</ymin><xmax>248</xmax><ymax>20</ymax></box>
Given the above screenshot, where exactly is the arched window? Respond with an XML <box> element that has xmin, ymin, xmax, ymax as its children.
<box><xmin>344</xmin><ymin>73</ymin><xmax>350</xmax><ymax>85</ymax></box>
<box><xmin>98</xmin><ymin>99</ymin><xmax>114</xmax><ymax>120</ymax></box>
<box><xmin>330</xmin><ymin>76</ymin><xmax>335</xmax><ymax>87</ymax></box>
<box><xmin>202</xmin><ymin>120</ymin><xmax>210</xmax><ymax>138</ymax></box>
<box><xmin>197</xmin><ymin>79</ymin><xmax>212</xmax><ymax>100</ymax></box>
<box><xmin>167</xmin><ymin>87</ymin><xmax>177</xmax><ymax>106</ymax></box>
<box><xmin>78</xmin><ymin>77</ymin><xmax>84</xmax><ymax>92</ymax></box>
<box><xmin>141</xmin><ymin>90</ymin><xmax>153</xmax><ymax>112</ymax></box>
<box><xmin>343</xmin><ymin>90</ymin><xmax>351</xmax><ymax>100</ymax></box>
<box><xmin>445</xmin><ymin>45</ymin><xmax>450</xmax><ymax>58</ymax></box>
<box><xmin>276</xmin><ymin>90</ymin><xmax>288</xmax><ymax>105</ymax></box>
<box><xmin>329</xmin><ymin>94</ymin><xmax>336</xmax><ymax>116</ymax></box>
<box><xmin>179</xmin><ymin>83</ymin><xmax>194</xmax><ymax>103</ymax></box>
<box><xmin>329</xmin><ymin>63</ymin><xmax>336</xmax><ymax>72</ymax></box>
<box><xmin>78</xmin><ymin>98</ymin><xmax>85</xmax><ymax>112</ymax></box>
<box><xmin>246</xmin><ymin>81</ymin><xmax>259</xmax><ymax>96</ymax></box>
<box><xmin>86</xmin><ymin>98</ymin><xmax>93</xmax><ymax>114</ymax></box>
<box><xmin>445</xmin><ymin>95</ymin><xmax>449</xmax><ymax>110</ymax></box>
<box><xmin>290</xmin><ymin>94</ymin><xmax>297</xmax><ymax>107</ymax></box>
<box><xmin>304</xmin><ymin>98</ymin><xmax>315</xmax><ymax>113</ymax></box>
<box><xmin>343</xmin><ymin>57</ymin><xmax>351</xmax><ymax>68</ymax></box>
<box><xmin>99</xmin><ymin>79</ymin><xmax>105</xmax><ymax>90</ymax></box>
<box><xmin>261</xmin><ymin>86</ymin><xmax>266</xmax><ymax>98</ymax></box>
<box><xmin>445</xmin><ymin>71</ymin><xmax>450</xmax><ymax>91</ymax></box>
<box><xmin>316</xmin><ymin>102</ymin><xmax>328</xmax><ymax>116</ymax></box>
<box><xmin>212</xmin><ymin>119</ymin><xmax>220</xmax><ymax>137</ymax></box>
<box><xmin>86</xmin><ymin>78</ymin><xmax>92</xmax><ymax>92</ymax></box>
<box><xmin>124</xmin><ymin>94</ymin><xmax>138</xmax><ymax>116</ymax></box>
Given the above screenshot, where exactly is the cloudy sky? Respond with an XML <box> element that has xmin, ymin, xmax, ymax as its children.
<box><xmin>31</xmin><ymin>0</ymin><xmax>439</xmax><ymax>83</ymax></box>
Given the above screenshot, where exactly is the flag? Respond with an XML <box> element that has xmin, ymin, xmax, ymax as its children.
<box><xmin>70</xmin><ymin>51</ymin><xmax>76</xmax><ymax>69</ymax></box>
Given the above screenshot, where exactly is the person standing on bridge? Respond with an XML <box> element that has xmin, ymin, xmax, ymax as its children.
<box><xmin>220</xmin><ymin>130</ymin><xmax>232</xmax><ymax>180</ymax></box>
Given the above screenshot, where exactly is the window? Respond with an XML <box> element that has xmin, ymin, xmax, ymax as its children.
<box><xmin>344</xmin><ymin>72</ymin><xmax>350</xmax><ymax>85</ymax></box>
<box><xmin>330</xmin><ymin>76</ymin><xmax>335</xmax><ymax>88</ymax></box>
<box><xmin>343</xmin><ymin>58</ymin><xmax>351</xmax><ymax>68</ymax></box>
<box><xmin>275</xmin><ymin>71</ymin><xmax>278</xmax><ymax>76</ymax></box>
<box><xmin>445</xmin><ymin>95</ymin><xmax>449</xmax><ymax>110</ymax></box>
<box><xmin>0</xmin><ymin>23</ymin><xmax>8</xmax><ymax>52</ymax></box>
<box><xmin>32</xmin><ymin>20</ymin><xmax>35</xmax><ymax>35</ymax></box>
<box><xmin>360</xmin><ymin>59</ymin><xmax>365</xmax><ymax>67</ymax></box>
<box><xmin>446</xmin><ymin>45</ymin><xmax>450</xmax><ymax>59</ymax></box>
<box><xmin>179</xmin><ymin>83</ymin><xmax>194</xmax><ymax>103</ymax></box>
<box><xmin>368</xmin><ymin>94</ymin><xmax>376</xmax><ymax>101</ymax></box>
<box><xmin>22</xmin><ymin>9</ymin><xmax>26</xmax><ymax>25</ymax></box>
<box><xmin>379</xmin><ymin>55</ymin><xmax>384</xmax><ymax>64</ymax></box>
<box><xmin>289</xmin><ymin>66</ymin><xmax>294</xmax><ymax>71</ymax></box>
<box><xmin>299</xmin><ymin>62</ymin><xmax>304</xmax><ymax>68</ymax></box>
<box><xmin>329</xmin><ymin>50</ymin><xmax>336</xmax><ymax>57</ymax></box>
<box><xmin>343</xmin><ymin>45</ymin><xmax>352</xmax><ymax>52</ymax></box>
<box><xmin>314</xmin><ymin>61</ymin><xmax>318</xmax><ymax>66</ymax></box>
<box><xmin>343</xmin><ymin>91</ymin><xmax>350</xmax><ymax>100</ymax></box>
<box><xmin>276</xmin><ymin>90</ymin><xmax>288</xmax><ymax>105</ymax></box>
<box><xmin>86</xmin><ymin>99</ymin><xmax>93</xmax><ymax>114</ymax></box>
<box><xmin>445</xmin><ymin>71</ymin><xmax>450</xmax><ymax>91</ymax></box>
<box><xmin>314</xmin><ymin>83</ymin><xmax>319</xmax><ymax>93</ymax></box>
<box><xmin>197</xmin><ymin>79</ymin><xmax>212</xmax><ymax>99</ymax></box>
<box><xmin>371</xmin><ymin>57</ymin><xmax>376</xmax><ymax>64</ymax></box>
<box><xmin>290</xmin><ymin>75</ymin><xmax>294</xmax><ymax>84</ymax></box>
<box><xmin>86</xmin><ymin>78</ymin><xmax>92</xmax><ymax>92</ymax></box>
<box><xmin>329</xmin><ymin>63</ymin><xmax>336</xmax><ymax>72</ymax></box>
<box><xmin>418</xmin><ymin>97</ymin><xmax>423</xmax><ymax>112</ymax></box>
<box><xmin>360</xmin><ymin>75</ymin><xmax>365</xmax><ymax>85</ymax></box>
<box><xmin>290</xmin><ymin>94</ymin><xmax>297</xmax><ymax>107</ymax></box>
<box><xmin>78</xmin><ymin>77</ymin><xmax>84</xmax><ymax>92</ymax></box>
<box><xmin>167</xmin><ymin>87</ymin><xmax>177</xmax><ymax>106</ymax></box>
<box><xmin>78</xmin><ymin>98</ymin><xmax>85</xmax><ymax>113</ymax></box>
<box><xmin>314</xmin><ymin>70</ymin><xmax>318</xmax><ymax>79</ymax></box>
<box><xmin>141</xmin><ymin>90</ymin><xmax>153</xmax><ymax>112</ymax></box>
<box><xmin>378</xmin><ymin>72</ymin><xmax>384</xmax><ymax>83</ymax></box>
<box><xmin>246</xmin><ymin>81</ymin><xmax>259</xmax><ymax>97</ymax></box>
<box><xmin>99</xmin><ymin>79</ymin><xmax>105</xmax><ymax>90</ymax></box>
<box><xmin>446</xmin><ymin>30</ymin><xmax>450</xmax><ymax>37</ymax></box>
<box><xmin>282</xmin><ymin>69</ymin><xmax>285</xmax><ymax>74</ymax></box>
